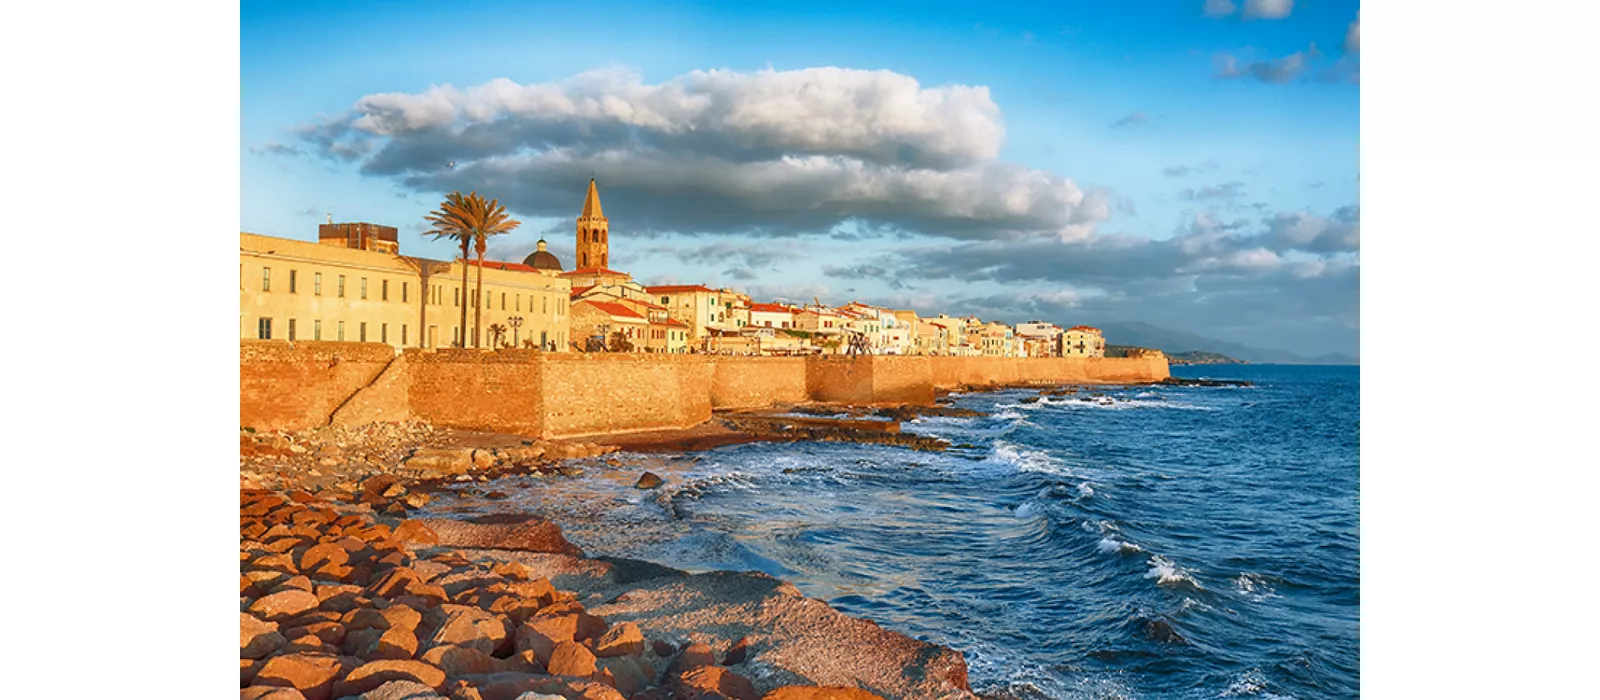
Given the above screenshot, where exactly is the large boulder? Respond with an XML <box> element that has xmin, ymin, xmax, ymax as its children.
<box><xmin>415</xmin><ymin>515</ymin><xmax>583</xmax><ymax>557</ymax></box>
<box><xmin>354</xmin><ymin>680</ymin><xmax>448</xmax><ymax>700</ymax></box>
<box><xmin>332</xmin><ymin>660</ymin><xmax>447</xmax><ymax>698</ymax></box>
<box><xmin>250</xmin><ymin>590</ymin><xmax>322</xmax><ymax>622</ymax></box>
<box><xmin>421</xmin><ymin>604</ymin><xmax>509</xmax><ymax>656</ymax></box>
<box><xmin>241</xmin><ymin>613</ymin><xmax>286</xmax><ymax>660</ymax></box>
<box><xmin>674</xmin><ymin>666</ymin><xmax>758</xmax><ymax>700</ymax></box>
<box><xmin>545</xmin><ymin>641</ymin><xmax>597</xmax><ymax>678</ymax></box>
<box><xmin>252</xmin><ymin>652</ymin><xmax>347</xmax><ymax>700</ymax></box>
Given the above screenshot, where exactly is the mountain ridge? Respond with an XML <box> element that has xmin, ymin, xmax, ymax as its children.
<box><xmin>1094</xmin><ymin>321</ymin><xmax>1357</xmax><ymax>365</ymax></box>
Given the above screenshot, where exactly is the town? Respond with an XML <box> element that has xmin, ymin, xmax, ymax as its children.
<box><xmin>240</xmin><ymin>180</ymin><xmax>1108</xmax><ymax>359</ymax></box>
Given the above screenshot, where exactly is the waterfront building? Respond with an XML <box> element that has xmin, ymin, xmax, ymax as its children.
<box><xmin>1015</xmin><ymin>320</ymin><xmax>1064</xmax><ymax>358</ymax></box>
<box><xmin>648</xmin><ymin>284</ymin><xmax>741</xmax><ymax>346</ymax></box>
<box><xmin>570</xmin><ymin>300</ymin><xmax>649</xmax><ymax>351</ymax></box>
<box><xmin>1063</xmin><ymin>325</ymin><xmax>1107</xmax><ymax>357</ymax></box>
<box><xmin>748</xmin><ymin>302</ymin><xmax>799</xmax><ymax>330</ymax></box>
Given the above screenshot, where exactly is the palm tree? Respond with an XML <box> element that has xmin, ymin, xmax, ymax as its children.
<box><xmin>423</xmin><ymin>191</ymin><xmax>521</xmax><ymax>348</ymax></box>
<box><xmin>488</xmin><ymin>323</ymin><xmax>508</xmax><ymax>349</ymax></box>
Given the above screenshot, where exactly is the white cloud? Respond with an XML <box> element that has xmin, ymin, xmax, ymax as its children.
<box><xmin>1345</xmin><ymin>13</ymin><xmax>1360</xmax><ymax>53</ymax></box>
<box><xmin>1203</xmin><ymin>0</ymin><xmax>1236</xmax><ymax>18</ymax></box>
<box><xmin>1243</xmin><ymin>0</ymin><xmax>1294</xmax><ymax>20</ymax></box>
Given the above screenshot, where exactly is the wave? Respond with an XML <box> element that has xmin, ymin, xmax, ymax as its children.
<box><xmin>1222</xmin><ymin>669</ymin><xmax>1296</xmax><ymax>699</ymax></box>
<box><xmin>1097</xmin><ymin>537</ymin><xmax>1144</xmax><ymax>555</ymax></box>
<box><xmin>1145</xmin><ymin>555</ymin><xmax>1204</xmax><ymax>590</ymax></box>
<box><xmin>1076</xmin><ymin>482</ymin><xmax>1095</xmax><ymax>499</ymax></box>
<box><xmin>989</xmin><ymin>442</ymin><xmax>1071</xmax><ymax>476</ymax></box>
<box><xmin>1234</xmin><ymin>572</ymin><xmax>1281</xmax><ymax>601</ymax></box>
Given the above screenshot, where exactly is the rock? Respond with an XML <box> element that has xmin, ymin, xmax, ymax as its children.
<box><xmin>546</xmin><ymin>641</ymin><xmax>597</xmax><ymax>677</ymax></box>
<box><xmin>252</xmin><ymin>652</ymin><xmax>347</xmax><ymax>700</ymax></box>
<box><xmin>509</xmin><ymin>694</ymin><xmax>563</xmax><ymax>700</ymax></box>
<box><xmin>667</xmin><ymin>643</ymin><xmax>715</xmax><ymax>678</ymax></box>
<box><xmin>722</xmin><ymin>636</ymin><xmax>752</xmax><ymax>666</ymax></box>
<box><xmin>593</xmin><ymin>623</ymin><xmax>644</xmax><ymax>658</ymax></box>
<box><xmin>345</xmin><ymin>626</ymin><xmax>420</xmax><ymax>661</ymax></box>
<box><xmin>512</xmin><ymin>614</ymin><xmax>577</xmax><ymax>665</ymax></box>
<box><xmin>417</xmin><ymin>515</ymin><xmax>583</xmax><ymax>557</ymax></box>
<box><xmin>283</xmin><ymin>621</ymin><xmax>347</xmax><ymax>648</ymax></box>
<box><xmin>633</xmin><ymin>472</ymin><xmax>663</xmax><ymax>490</ymax></box>
<box><xmin>243</xmin><ymin>658</ymin><xmax>264</xmax><ymax>686</ymax></box>
<box><xmin>241</xmin><ymin>686</ymin><xmax>309</xmax><ymax>700</ymax></box>
<box><xmin>405</xmin><ymin>448</ymin><xmax>475</xmax><ymax>475</ymax></box>
<box><xmin>301</xmin><ymin>543</ymin><xmax>351</xmax><ymax>574</ymax></box>
<box><xmin>367</xmin><ymin>568</ymin><xmax>425</xmax><ymax>598</ymax></box>
<box><xmin>421</xmin><ymin>644</ymin><xmax>505</xmax><ymax>677</ymax></box>
<box><xmin>758</xmin><ymin>689</ymin><xmax>887</xmax><ymax>700</ymax></box>
<box><xmin>358</xmin><ymin>680</ymin><xmax>448</xmax><ymax>700</ymax></box>
<box><xmin>674</xmin><ymin>666</ymin><xmax>758</xmax><ymax>700</ymax></box>
<box><xmin>242</xmin><ymin>613</ymin><xmax>287</xmax><ymax>659</ymax></box>
<box><xmin>472</xmin><ymin>449</ymin><xmax>497</xmax><ymax>469</ymax></box>
<box><xmin>422</xmin><ymin>604</ymin><xmax>510</xmax><ymax>656</ymax></box>
<box><xmin>650</xmin><ymin>640</ymin><xmax>675</xmax><ymax>658</ymax></box>
<box><xmin>332</xmin><ymin>660</ymin><xmax>447</xmax><ymax>697</ymax></box>
<box><xmin>393</xmin><ymin>520</ymin><xmax>441</xmax><ymax>546</ymax></box>
<box><xmin>595</xmin><ymin>656</ymin><xmax>652</xmax><ymax>696</ymax></box>
<box><xmin>250</xmin><ymin>590</ymin><xmax>322</xmax><ymax>622</ymax></box>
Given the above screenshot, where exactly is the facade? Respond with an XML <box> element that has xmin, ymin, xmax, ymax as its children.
<box><xmin>748</xmin><ymin>302</ymin><xmax>798</xmax><ymax>330</ymax></box>
<box><xmin>1015</xmin><ymin>320</ymin><xmax>1064</xmax><ymax>358</ymax></box>
<box><xmin>240</xmin><ymin>230</ymin><xmax>571</xmax><ymax>351</ymax></box>
<box><xmin>648</xmin><ymin>285</ymin><xmax>742</xmax><ymax>345</ymax></box>
<box><xmin>570</xmin><ymin>300</ymin><xmax>649</xmax><ymax>351</ymax></box>
<box><xmin>1063</xmin><ymin>325</ymin><xmax>1107</xmax><ymax>357</ymax></box>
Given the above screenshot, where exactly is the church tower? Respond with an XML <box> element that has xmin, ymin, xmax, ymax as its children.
<box><xmin>575</xmin><ymin>178</ymin><xmax>609</xmax><ymax>269</ymax></box>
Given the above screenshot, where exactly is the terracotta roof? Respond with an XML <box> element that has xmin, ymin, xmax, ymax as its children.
<box><xmin>578</xmin><ymin>300</ymin><xmax>646</xmax><ymax>320</ymax></box>
<box><xmin>1068</xmin><ymin>325</ymin><xmax>1103</xmax><ymax>333</ymax></box>
<box><xmin>560</xmin><ymin>267</ymin><xmax>630</xmax><ymax>277</ymax></box>
<box><xmin>749</xmin><ymin>303</ymin><xmax>795</xmax><ymax>314</ymax></box>
<box><xmin>626</xmin><ymin>298</ymin><xmax>667</xmax><ymax>310</ymax></box>
<box><xmin>658</xmin><ymin>319</ymin><xmax>690</xmax><ymax>328</ymax></box>
<box><xmin>569</xmin><ymin>285</ymin><xmax>595</xmax><ymax>298</ymax></box>
<box><xmin>646</xmin><ymin>284</ymin><xmax>717</xmax><ymax>294</ymax></box>
<box><xmin>465</xmin><ymin>259</ymin><xmax>540</xmax><ymax>273</ymax></box>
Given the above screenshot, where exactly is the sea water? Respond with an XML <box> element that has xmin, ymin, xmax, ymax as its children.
<box><xmin>426</xmin><ymin>365</ymin><xmax>1359</xmax><ymax>699</ymax></box>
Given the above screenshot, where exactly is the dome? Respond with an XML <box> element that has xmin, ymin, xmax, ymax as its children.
<box><xmin>522</xmin><ymin>239</ymin><xmax>563</xmax><ymax>271</ymax></box>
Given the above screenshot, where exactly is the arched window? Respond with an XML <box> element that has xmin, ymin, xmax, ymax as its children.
<box><xmin>582</xmin><ymin>252</ymin><xmax>589</xmax><ymax>267</ymax></box>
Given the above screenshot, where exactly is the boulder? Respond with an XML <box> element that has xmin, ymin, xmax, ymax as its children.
<box><xmin>421</xmin><ymin>644</ymin><xmax>504</xmax><ymax>677</ymax></box>
<box><xmin>241</xmin><ymin>613</ymin><xmax>286</xmax><ymax>660</ymax></box>
<box><xmin>417</xmin><ymin>515</ymin><xmax>583</xmax><ymax>557</ymax></box>
<box><xmin>250</xmin><ymin>590</ymin><xmax>321</xmax><ymax>622</ymax></box>
<box><xmin>593</xmin><ymin>623</ymin><xmax>644</xmax><ymax>658</ymax></box>
<box><xmin>545</xmin><ymin>641</ymin><xmax>597</xmax><ymax>677</ymax></box>
<box><xmin>252</xmin><ymin>652</ymin><xmax>347</xmax><ymax>700</ymax></box>
<box><xmin>758</xmin><ymin>689</ymin><xmax>887</xmax><ymax>700</ymax></box>
<box><xmin>300</xmin><ymin>544</ymin><xmax>350</xmax><ymax>574</ymax></box>
<box><xmin>595</xmin><ymin>655</ymin><xmax>652</xmax><ymax>696</ymax></box>
<box><xmin>422</xmin><ymin>604</ymin><xmax>510</xmax><ymax>656</ymax></box>
<box><xmin>512</xmin><ymin>614</ymin><xmax>579</xmax><ymax>664</ymax></box>
<box><xmin>667</xmin><ymin>643</ymin><xmax>715</xmax><ymax>678</ymax></box>
<box><xmin>404</xmin><ymin>448</ymin><xmax>476</xmax><ymax>475</ymax></box>
<box><xmin>673</xmin><ymin>666</ymin><xmax>758</xmax><ymax>700</ymax></box>
<box><xmin>722</xmin><ymin>636</ymin><xmax>752</xmax><ymax>666</ymax></box>
<box><xmin>358</xmin><ymin>680</ymin><xmax>448</xmax><ymax>700</ymax></box>
<box><xmin>332</xmin><ymin>660</ymin><xmax>447</xmax><ymax>698</ymax></box>
<box><xmin>346</xmin><ymin>626</ymin><xmax>420</xmax><ymax>661</ymax></box>
<box><xmin>240</xmin><ymin>686</ymin><xmax>308</xmax><ymax>700</ymax></box>
<box><xmin>283</xmin><ymin>621</ymin><xmax>347</xmax><ymax>648</ymax></box>
<box><xmin>393</xmin><ymin>520</ymin><xmax>440</xmax><ymax>546</ymax></box>
<box><xmin>633</xmin><ymin>472</ymin><xmax>663</xmax><ymax>490</ymax></box>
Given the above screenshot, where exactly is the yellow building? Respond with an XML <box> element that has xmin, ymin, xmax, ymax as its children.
<box><xmin>240</xmin><ymin>223</ymin><xmax>571</xmax><ymax>351</ymax></box>
<box><xmin>1063</xmin><ymin>325</ymin><xmax>1107</xmax><ymax>357</ymax></box>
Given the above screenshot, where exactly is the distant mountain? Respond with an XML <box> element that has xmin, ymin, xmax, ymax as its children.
<box><xmin>1106</xmin><ymin>345</ymin><xmax>1244</xmax><ymax>364</ymax></box>
<box><xmin>1094</xmin><ymin>321</ymin><xmax>1357</xmax><ymax>365</ymax></box>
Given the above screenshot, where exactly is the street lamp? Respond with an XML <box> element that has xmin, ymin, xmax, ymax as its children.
<box><xmin>508</xmin><ymin>316</ymin><xmax>523</xmax><ymax>348</ymax></box>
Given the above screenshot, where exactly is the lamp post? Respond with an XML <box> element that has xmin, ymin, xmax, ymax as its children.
<box><xmin>508</xmin><ymin>315</ymin><xmax>524</xmax><ymax>348</ymax></box>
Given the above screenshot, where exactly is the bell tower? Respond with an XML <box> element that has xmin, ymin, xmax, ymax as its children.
<box><xmin>575</xmin><ymin>178</ymin><xmax>608</xmax><ymax>269</ymax></box>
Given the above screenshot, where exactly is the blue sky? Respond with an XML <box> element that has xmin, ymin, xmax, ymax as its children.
<box><xmin>242</xmin><ymin>0</ymin><xmax>1360</xmax><ymax>357</ymax></box>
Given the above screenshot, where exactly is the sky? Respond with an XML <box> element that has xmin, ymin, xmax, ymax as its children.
<box><xmin>242</xmin><ymin>0</ymin><xmax>1360</xmax><ymax>358</ymax></box>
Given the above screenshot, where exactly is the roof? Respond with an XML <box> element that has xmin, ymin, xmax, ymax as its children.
<box><xmin>657</xmin><ymin>318</ymin><xmax>690</xmax><ymax>328</ymax></box>
<box><xmin>466</xmin><ymin>259</ymin><xmax>539</xmax><ymax>273</ymax></box>
<box><xmin>569</xmin><ymin>285</ymin><xmax>595</xmax><ymax>298</ymax></box>
<box><xmin>748</xmin><ymin>302</ymin><xmax>795</xmax><ymax>314</ymax></box>
<box><xmin>645</xmin><ymin>284</ymin><xmax>718</xmax><ymax>294</ymax></box>
<box><xmin>580</xmin><ymin>178</ymin><xmax>605</xmax><ymax>220</ymax></box>
<box><xmin>1068</xmin><ymin>325</ymin><xmax>1103</xmax><ymax>333</ymax></box>
<box><xmin>522</xmin><ymin>245</ymin><xmax>563</xmax><ymax>271</ymax></box>
<box><xmin>560</xmin><ymin>267</ymin><xmax>630</xmax><ymax>278</ymax></box>
<box><xmin>627</xmin><ymin>298</ymin><xmax>668</xmax><ymax>310</ymax></box>
<box><xmin>577</xmin><ymin>300</ymin><xmax>646</xmax><ymax>321</ymax></box>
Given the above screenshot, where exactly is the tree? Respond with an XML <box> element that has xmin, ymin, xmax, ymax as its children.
<box><xmin>488</xmin><ymin>323</ymin><xmax>508</xmax><ymax>348</ymax></box>
<box><xmin>608</xmin><ymin>330</ymin><xmax>635</xmax><ymax>353</ymax></box>
<box><xmin>423</xmin><ymin>191</ymin><xmax>521</xmax><ymax>349</ymax></box>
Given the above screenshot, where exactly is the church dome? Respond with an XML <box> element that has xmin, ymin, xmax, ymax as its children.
<box><xmin>522</xmin><ymin>239</ymin><xmax>563</xmax><ymax>271</ymax></box>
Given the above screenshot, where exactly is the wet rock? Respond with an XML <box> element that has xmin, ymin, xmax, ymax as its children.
<box><xmin>633</xmin><ymin>472</ymin><xmax>663</xmax><ymax>490</ymax></box>
<box><xmin>1142</xmin><ymin>617</ymin><xmax>1187</xmax><ymax>644</ymax></box>
<box><xmin>333</xmin><ymin>660</ymin><xmax>447</xmax><ymax>697</ymax></box>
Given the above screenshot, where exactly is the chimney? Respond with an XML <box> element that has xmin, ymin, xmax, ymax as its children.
<box><xmin>326</xmin><ymin>213</ymin><xmax>333</xmax><ymax>224</ymax></box>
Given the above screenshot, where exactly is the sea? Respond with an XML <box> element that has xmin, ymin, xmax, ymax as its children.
<box><xmin>423</xmin><ymin>364</ymin><xmax>1360</xmax><ymax>699</ymax></box>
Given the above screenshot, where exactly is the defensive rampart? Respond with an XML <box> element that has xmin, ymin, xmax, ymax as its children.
<box><xmin>240</xmin><ymin>343</ymin><xmax>1169</xmax><ymax>436</ymax></box>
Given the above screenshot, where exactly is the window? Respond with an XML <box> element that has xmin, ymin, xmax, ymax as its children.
<box><xmin>338</xmin><ymin>275</ymin><xmax>346</xmax><ymax>297</ymax></box>
<box><xmin>402</xmin><ymin>282</ymin><xmax>408</xmax><ymax>303</ymax></box>
<box><xmin>261</xmin><ymin>268</ymin><xmax>271</xmax><ymax>291</ymax></box>
<box><xmin>314</xmin><ymin>320</ymin><xmax>322</xmax><ymax>340</ymax></box>
<box><xmin>454</xmin><ymin>288</ymin><xmax>459</xmax><ymax>307</ymax></box>
<box><xmin>360</xmin><ymin>322</ymin><xmax>367</xmax><ymax>342</ymax></box>
<box><xmin>314</xmin><ymin>273</ymin><xmax>322</xmax><ymax>295</ymax></box>
<box><xmin>288</xmin><ymin>319</ymin><xmax>297</xmax><ymax>341</ymax></box>
<box><xmin>516</xmin><ymin>295</ymin><xmax>520</xmax><ymax>311</ymax></box>
<box><xmin>361</xmin><ymin>278</ymin><xmax>368</xmax><ymax>299</ymax></box>
<box><xmin>540</xmin><ymin>330</ymin><xmax>547</xmax><ymax>348</ymax></box>
<box><xmin>382</xmin><ymin>279</ymin><xmax>388</xmax><ymax>301</ymax></box>
<box><xmin>257</xmin><ymin>318</ymin><xmax>272</xmax><ymax>339</ymax></box>
<box><xmin>402</xmin><ymin>325</ymin><xmax>408</xmax><ymax>345</ymax></box>
<box><xmin>338</xmin><ymin>321</ymin><xmax>345</xmax><ymax>341</ymax></box>
<box><xmin>543</xmin><ymin>297</ymin><xmax>548</xmax><ymax>314</ymax></box>
<box><xmin>472</xmin><ymin>290</ymin><xmax>479</xmax><ymax>308</ymax></box>
<box><xmin>500</xmin><ymin>292</ymin><xmax>505</xmax><ymax>310</ymax></box>
<box><xmin>661</xmin><ymin>296</ymin><xmax>670</xmax><ymax>305</ymax></box>
<box><xmin>289</xmin><ymin>270</ymin><xmax>297</xmax><ymax>293</ymax></box>
<box><xmin>381</xmin><ymin>323</ymin><xmax>388</xmax><ymax>343</ymax></box>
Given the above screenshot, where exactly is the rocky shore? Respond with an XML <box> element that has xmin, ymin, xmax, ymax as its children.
<box><xmin>240</xmin><ymin>420</ymin><xmax>978</xmax><ymax>700</ymax></box>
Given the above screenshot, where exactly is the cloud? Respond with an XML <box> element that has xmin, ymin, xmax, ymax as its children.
<box><xmin>294</xmin><ymin>206</ymin><xmax>321</xmax><ymax>217</ymax></box>
<box><xmin>252</xmin><ymin>142</ymin><xmax>305</xmax><ymax>157</ymax></box>
<box><xmin>1215</xmin><ymin>49</ymin><xmax>1311</xmax><ymax>84</ymax></box>
<box><xmin>283</xmin><ymin>67</ymin><xmax>1119</xmax><ymax>241</ymax></box>
<box><xmin>1345</xmin><ymin>13</ymin><xmax>1360</xmax><ymax>53</ymax></box>
<box><xmin>1179</xmin><ymin>181</ymin><xmax>1247</xmax><ymax>202</ymax></box>
<box><xmin>1109</xmin><ymin>112</ymin><xmax>1149</xmax><ymax>129</ymax></box>
<box><xmin>634</xmin><ymin>241</ymin><xmax>805</xmax><ymax>271</ymax></box>
<box><xmin>1243</xmin><ymin>0</ymin><xmax>1293</xmax><ymax>20</ymax></box>
<box><xmin>1203</xmin><ymin>0</ymin><xmax>1236</xmax><ymax>18</ymax></box>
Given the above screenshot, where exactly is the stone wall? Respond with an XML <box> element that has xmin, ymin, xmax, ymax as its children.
<box><xmin>239</xmin><ymin>340</ymin><xmax>397</xmax><ymax>431</ymax></box>
<box><xmin>711</xmin><ymin>357</ymin><xmax>809</xmax><ymax>410</ymax></box>
<box><xmin>241</xmin><ymin>345</ymin><xmax>1169</xmax><ymax>436</ymax></box>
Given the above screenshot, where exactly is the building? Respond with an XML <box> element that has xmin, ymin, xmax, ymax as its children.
<box><xmin>570</xmin><ymin>300</ymin><xmax>649</xmax><ymax>351</ymax></box>
<box><xmin>1063</xmin><ymin>325</ymin><xmax>1106</xmax><ymax>357</ymax></box>
<box><xmin>574</xmin><ymin>178</ymin><xmax>610</xmax><ymax>270</ymax></box>
<box><xmin>647</xmin><ymin>284</ymin><xmax>742</xmax><ymax>347</ymax></box>
<box><xmin>1015</xmin><ymin>320</ymin><xmax>1064</xmax><ymax>358</ymax></box>
<box><xmin>748</xmin><ymin>302</ymin><xmax>799</xmax><ymax>330</ymax></box>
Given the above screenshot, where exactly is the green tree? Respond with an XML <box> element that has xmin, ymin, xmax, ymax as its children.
<box><xmin>423</xmin><ymin>191</ymin><xmax>521</xmax><ymax>348</ymax></box>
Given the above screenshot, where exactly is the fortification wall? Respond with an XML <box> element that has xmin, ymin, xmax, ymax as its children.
<box><xmin>711</xmin><ymin>357</ymin><xmax>809</xmax><ymax>410</ymax></box>
<box><xmin>239</xmin><ymin>340</ymin><xmax>397</xmax><ymax>431</ymax></box>
<box><xmin>540</xmin><ymin>354</ymin><xmax>712</xmax><ymax>439</ymax></box>
<box><xmin>240</xmin><ymin>347</ymin><xmax>1169</xmax><ymax>437</ymax></box>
